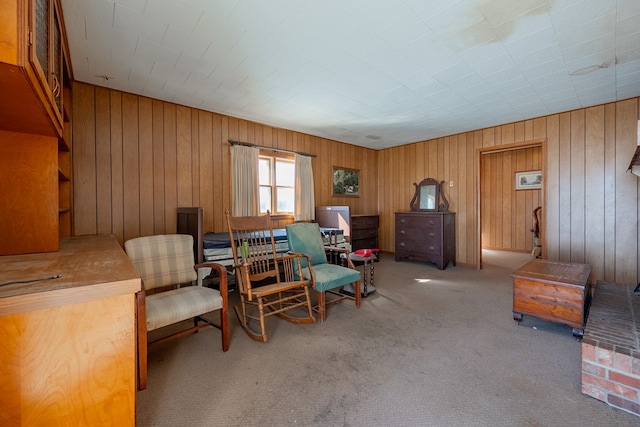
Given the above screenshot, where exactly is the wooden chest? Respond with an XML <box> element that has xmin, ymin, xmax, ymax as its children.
<box><xmin>511</xmin><ymin>259</ymin><xmax>592</xmax><ymax>338</ymax></box>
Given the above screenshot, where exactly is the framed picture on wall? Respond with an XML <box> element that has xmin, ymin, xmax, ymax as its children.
<box><xmin>333</xmin><ymin>167</ymin><xmax>359</xmax><ymax>196</ymax></box>
<box><xmin>515</xmin><ymin>170</ymin><xmax>542</xmax><ymax>190</ymax></box>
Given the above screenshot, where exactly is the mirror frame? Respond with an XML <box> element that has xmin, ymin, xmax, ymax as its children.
<box><xmin>409</xmin><ymin>178</ymin><xmax>449</xmax><ymax>212</ymax></box>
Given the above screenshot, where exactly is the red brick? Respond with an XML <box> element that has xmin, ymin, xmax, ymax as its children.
<box><xmin>596</xmin><ymin>347</ymin><xmax>614</xmax><ymax>366</ymax></box>
<box><xmin>609</xmin><ymin>370</ymin><xmax>640</xmax><ymax>391</ymax></box>
<box><xmin>614</xmin><ymin>353</ymin><xmax>633</xmax><ymax>373</ymax></box>
<box><xmin>633</xmin><ymin>358</ymin><xmax>640</xmax><ymax>376</ymax></box>
<box><xmin>583</xmin><ymin>373</ymin><xmax>638</xmax><ymax>400</ymax></box>
<box><xmin>582</xmin><ymin>383</ymin><xmax>606</xmax><ymax>401</ymax></box>
<box><xmin>582</xmin><ymin>343</ymin><xmax>596</xmax><ymax>362</ymax></box>
<box><xmin>582</xmin><ymin>361</ymin><xmax>606</xmax><ymax>377</ymax></box>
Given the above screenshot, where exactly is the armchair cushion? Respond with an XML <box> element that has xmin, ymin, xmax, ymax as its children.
<box><xmin>301</xmin><ymin>263</ymin><xmax>361</xmax><ymax>292</ymax></box>
<box><xmin>146</xmin><ymin>286</ymin><xmax>224</xmax><ymax>331</ymax></box>
<box><xmin>125</xmin><ymin>234</ymin><xmax>197</xmax><ymax>290</ymax></box>
<box><xmin>285</xmin><ymin>223</ymin><xmax>328</xmax><ymax>266</ymax></box>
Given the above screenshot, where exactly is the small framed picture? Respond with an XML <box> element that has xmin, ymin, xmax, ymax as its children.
<box><xmin>515</xmin><ymin>170</ymin><xmax>542</xmax><ymax>190</ymax></box>
<box><xmin>333</xmin><ymin>167</ymin><xmax>359</xmax><ymax>197</ymax></box>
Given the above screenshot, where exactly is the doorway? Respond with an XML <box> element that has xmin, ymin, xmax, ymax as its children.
<box><xmin>476</xmin><ymin>140</ymin><xmax>546</xmax><ymax>269</ymax></box>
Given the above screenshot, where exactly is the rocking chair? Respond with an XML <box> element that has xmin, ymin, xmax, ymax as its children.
<box><xmin>225</xmin><ymin>210</ymin><xmax>315</xmax><ymax>342</ymax></box>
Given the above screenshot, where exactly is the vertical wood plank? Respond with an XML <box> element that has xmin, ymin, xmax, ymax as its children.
<box><xmin>615</xmin><ymin>99</ymin><xmax>638</xmax><ymax>284</ymax></box>
<box><xmin>584</xmin><ymin>105</ymin><xmax>605</xmax><ymax>280</ymax></box>
<box><xmin>163</xmin><ymin>104</ymin><xmax>177</xmax><ymax>234</ymax></box>
<box><xmin>199</xmin><ymin>111</ymin><xmax>214</xmax><ymax>232</ymax></box>
<box><xmin>138</xmin><ymin>97</ymin><xmax>154</xmax><ymax>237</ymax></box>
<box><xmin>110</xmin><ymin>91</ymin><xmax>124</xmax><ymax>244</ymax></box>
<box><xmin>570</xmin><ymin>109</ymin><xmax>585</xmax><ymax>262</ymax></box>
<box><xmin>212</xmin><ymin>114</ymin><xmax>223</xmax><ymax>231</ymax></box>
<box><xmin>152</xmin><ymin>99</ymin><xmax>165</xmax><ymax>234</ymax></box>
<box><xmin>557</xmin><ymin>112</ymin><xmax>571</xmax><ymax>260</ymax></box>
<box><xmin>122</xmin><ymin>93</ymin><xmax>140</xmax><ymax>242</ymax></box>
<box><xmin>72</xmin><ymin>83</ymin><xmax>97</xmax><ymax>236</ymax></box>
<box><xmin>603</xmin><ymin>103</ymin><xmax>616</xmax><ymax>281</ymax></box>
<box><xmin>546</xmin><ymin>114</ymin><xmax>560</xmax><ymax>260</ymax></box>
<box><xmin>176</xmin><ymin>106</ymin><xmax>192</xmax><ymax>209</ymax></box>
<box><xmin>191</xmin><ymin>111</ymin><xmax>200</xmax><ymax>206</ymax></box>
<box><xmin>94</xmin><ymin>87</ymin><xmax>112</xmax><ymax>236</ymax></box>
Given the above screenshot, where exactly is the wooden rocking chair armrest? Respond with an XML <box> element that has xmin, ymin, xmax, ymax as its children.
<box><xmin>277</xmin><ymin>252</ymin><xmax>306</xmax><ymax>262</ymax></box>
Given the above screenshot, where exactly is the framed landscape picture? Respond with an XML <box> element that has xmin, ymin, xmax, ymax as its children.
<box><xmin>515</xmin><ymin>170</ymin><xmax>542</xmax><ymax>190</ymax></box>
<box><xmin>333</xmin><ymin>167</ymin><xmax>359</xmax><ymax>196</ymax></box>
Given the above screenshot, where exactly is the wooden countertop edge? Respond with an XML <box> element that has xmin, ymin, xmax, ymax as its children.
<box><xmin>0</xmin><ymin>278</ymin><xmax>141</xmax><ymax>316</ymax></box>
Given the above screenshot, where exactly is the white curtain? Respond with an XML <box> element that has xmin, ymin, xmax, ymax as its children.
<box><xmin>294</xmin><ymin>154</ymin><xmax>315</xmax><ymax>221</ymax></box>
<box><xmin>230</xmin><ymin>144</ymin><xmax>259</xmax><ymax>216</ymax></box>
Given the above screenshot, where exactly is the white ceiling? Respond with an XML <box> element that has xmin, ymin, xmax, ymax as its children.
<box><xmin>61</xmin><ymin>0</ymin><xmax>640</xmax><ymax>150</ymax></box>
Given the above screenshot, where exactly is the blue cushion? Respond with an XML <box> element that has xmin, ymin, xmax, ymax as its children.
<box><xmin>301</xmin><ymin>263</ymin><xmax>361</xmax><ymax>292</ymax></box>
<box><xmin>286</xmin><ymin>223</ymin><xmax>328</xmax><ymax>266</ymax></box>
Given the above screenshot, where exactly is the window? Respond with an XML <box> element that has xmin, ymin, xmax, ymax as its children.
<box><xmin>259</xmin><ymin>154</ymin><xmax>295</xmax><ymax>215</ymax></box>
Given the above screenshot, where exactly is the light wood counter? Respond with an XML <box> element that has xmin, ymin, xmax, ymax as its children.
<box><xmin>0</xmin><ymin>235</ymin><xmax>141</xmax><ymax>426</ymax></box>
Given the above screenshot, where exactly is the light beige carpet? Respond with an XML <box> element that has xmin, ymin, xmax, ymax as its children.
<box><xmin>136</xmin><ymin>251</ymin><xmax>639</xmax><ymax>426</ymax></box>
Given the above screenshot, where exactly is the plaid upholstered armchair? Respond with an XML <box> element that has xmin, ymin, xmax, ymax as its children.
<box><xmin>125</xmin><ymin>234</ymin><xmax>229</xmax><ymax>390</ymax></box>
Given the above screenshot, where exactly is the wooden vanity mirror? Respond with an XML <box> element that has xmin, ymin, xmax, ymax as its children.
<box><xmin>410</xmin><ymin>178</ymin><xmax>449</xmax><ymax>212</ymax></box>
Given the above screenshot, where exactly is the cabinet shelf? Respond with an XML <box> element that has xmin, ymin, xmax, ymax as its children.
<box><xmin>59</xmin><ymin>134</ymin><xmax>70</xmax><ymax>151</ymax></box>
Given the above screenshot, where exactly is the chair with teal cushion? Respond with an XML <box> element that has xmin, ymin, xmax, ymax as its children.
<box><xmin>285</xmin><ymin>222</ymin><xmax>361</xmax><ymax>321</ymax></box>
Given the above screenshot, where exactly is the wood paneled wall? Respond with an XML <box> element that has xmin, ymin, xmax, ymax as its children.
<box><xmin>378</xmin><ymin>98</ymin><xmax>640</xmax><ymax>285</ymax></box>
<box><xmin>481</xmin><ymin>146</ymin><xmax>542</xmax><ymax>252</ymax></box>
<box><xmin>72</xmin><ymin>80</ymin><xmax>640</xmax><ymax>284</ymax></box>
<box><xmin>71</xmin><ymin>82</ymin><xmax>378</xmax><ymax>244</ymax></box>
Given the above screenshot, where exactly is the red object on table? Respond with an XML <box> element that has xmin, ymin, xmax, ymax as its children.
<box><xmin>353</xmin><ymin>248</ymin><xmax>379</xmax><ymax>258</ymax></box>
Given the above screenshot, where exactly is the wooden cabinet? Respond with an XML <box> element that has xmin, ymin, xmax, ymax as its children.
<box><xmin>0</xmin><ymin>130</ymin><xmax>59</xmax><ymax>254</ymax></box>
<box><xmin>0</xmin><ymin>0</ymin><xmax>70</xmax><ymax>137</ymax></box>
<box><xmin>350</xmin><ymin>214</ymin><xmax>379</xmax><ymax>252</ymax></box>
<box><xmin>0</xmin><ymin>235</ymin><xmax>141</xmax><ymax>426</ymax></box>
<box><xmin>0</xmin><ymin>0</ymin><xmax>73</xmax><ymax>253</ymax></box>
<box><xmin>395</xmin><ymin>211</ymin><xmax>456</xmax><ymax>270</ymax></box>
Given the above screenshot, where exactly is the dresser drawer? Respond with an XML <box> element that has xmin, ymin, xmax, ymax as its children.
<box><xmin>351</xmin><ymin>215</ymin><xmax>379</xmax><ymax>229</ymax></box>
<box><xmin>396</xmin><ymin>214</ymin><xmax>441</xmax><ymax>228</ymax></box>
<box><xmin>396</xmin><ymin>226</ymin><xmax>441</xmax><ymax>242</ymax></box>
<box><xmin>396</xmin><ymin>238</ymin><xmax>441</xmax><ymax>256</ymax></box>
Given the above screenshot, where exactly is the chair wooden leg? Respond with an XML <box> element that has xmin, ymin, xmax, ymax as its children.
<box><xmin>304</xmin><ymin>286</ymin><xmax>314</xmax><ymax>319</ymax></box>
<box><xmin>317</xmin><ymin>291</ymin><xmax>326</xmax><ymax>322</ymax></box>
<box><xmin>234</xmin><ymin>301</ymin><xmax>268</xmax><ymax>342</ymax></box>
<box><xmin>354</xmin><ymin>280</ymin><xmax>362</xmax><ymax>307</ymax></box>
<box><xmin>257</xmin><ymin>297</ymin><xmax>268</xmax><ymax>341</ymax></box>
<box><xmin>220</xmin><ymin>303</ymin><xmax>229</xmax><ymax>352</ymax></box>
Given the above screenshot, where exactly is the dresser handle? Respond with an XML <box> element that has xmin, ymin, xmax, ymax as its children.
<box><xmin>400</xmin><ymin>230</ymin><xmax>405</xmax><ymax>235</ymax></box>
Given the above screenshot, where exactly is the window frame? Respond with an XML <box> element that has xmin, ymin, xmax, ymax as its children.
<box><xmin>258</xmin><ymin>150</ymin><xmax>295</xmax><ymax>217</ymax></box>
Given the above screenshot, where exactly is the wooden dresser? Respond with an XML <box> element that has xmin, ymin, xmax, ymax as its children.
<box><xmin>0</xmin><ymin>235</ymin><xmax>141</xmax><ymax>426</ymax></box>
<box><xmin>395</xmin><ymin>211</ymin><xmax>456</xmax><ymax>270</ymax></box>
<box><xmin>350</xmin><ymin>214</ymin><xmax>379</xmax><ymax>252</ymax></box>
